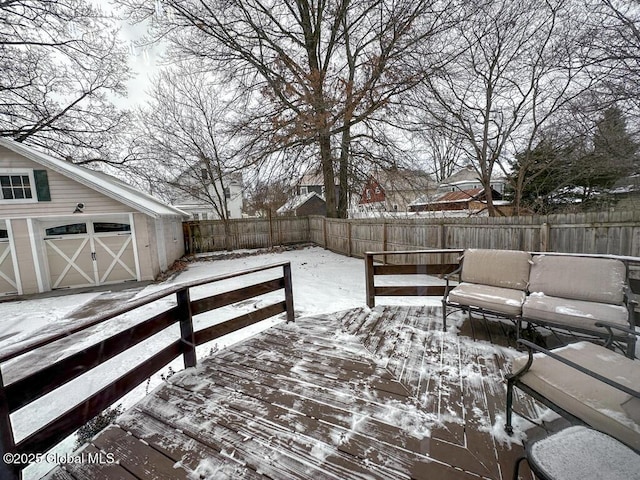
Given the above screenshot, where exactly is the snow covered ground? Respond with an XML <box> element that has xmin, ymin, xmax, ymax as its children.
<box><xmin>1</xmin><ymin>246</ymin><xmax>447</xmax><ymax>479</ymax></box>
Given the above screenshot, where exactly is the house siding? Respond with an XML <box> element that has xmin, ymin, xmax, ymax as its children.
<box><xmin>0</xmin><ymin>147</ymin><xmax>133</xmax><ymax>218</ymax></box>
<box><xmin>164</xmin><ymin>216</ymin><xmax>185</xmax><ymax>268</ymax></box>
<box><xmin>7</xmin><ymin>219</ymin><xmax>39</xmax><ymax>295</ymax></box>
<box><xmin>132</xmin><ymin>213</ymin><xmax>158</xmax><ymax>281</ymax></box>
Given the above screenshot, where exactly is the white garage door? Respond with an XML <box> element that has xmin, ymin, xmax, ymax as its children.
<box><xmin>44</xmin><ymin>220</ymin><xmax>138</xmax><ymax>289</ymax></box>
<box><xmin>0</xmin><ymin>227</ymin><xmax>18</xmax><ymax>296</ymax></box>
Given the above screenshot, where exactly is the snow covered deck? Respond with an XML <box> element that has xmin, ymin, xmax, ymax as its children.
<box><xmin>44</xmin><ymin>306</ymin><xmax>539</xmax><ymax>480</ymax></box>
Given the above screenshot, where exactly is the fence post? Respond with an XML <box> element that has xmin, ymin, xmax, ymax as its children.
<box><xmin>382</xmin><ymin>223</ymin><xmax>388</xmax><ymax>265</ymax></box>
<box><xmin>347</xmin><ymin>220</ymin><xmax>352</xmax><ymax>257</ymax></box>
<box><xmin>540</xmin><ymin>222</ymin><xmax>550</xmax><ymax>252</ymax></box>
<box><xmin>277</xmin><ymin>217</ymin><xmax>282</xmax><ymax>246</ymax></box>
<box><xmin>283</xmin><ymin>263</ymin><xmax>295</xmax><ymax>322</ymax></box>
<box><xmin>323</xmin><ymin>217</ymin><xmax>328</xmax><ymax>248</ymax></box>
<box><xmin>0</xmin><ymin>370</ymin><xmax>19</xmax><ymax>480</ymax></box>
<box><xmin>177</xmin><ymin>288</ymin><xmax>197</xmax><ymax>368</ymax></box>
<box><xmin>268</xmin><ymin>212</ymin><xmax>274</xmax><ymax>248</ymax></box>
<box><xmin>365</xmin><ymin>253</ymin><xmax>375</xmax><ymax>308</ymax></box>
<box><xmin>438</xmin><ymin>222</ymin><xmax>446</xmax><ymax>265</ymax></box>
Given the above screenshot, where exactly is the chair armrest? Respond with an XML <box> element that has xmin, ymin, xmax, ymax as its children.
<box><xmin>625</xmin><ymin>283</ymin><xmax>639</xmax><ymax>303</ymax></box>
<box><xmin>514</xmin><ymin>339</ymin><xmax>640</xmax><ymax>399</ymax></box>
<box><xmin>505</xmin><ymin>342</ymin><xmax>534</xmax><ymax>381</ymax></box>
<box><xmin>443</xmin><ymin>264</ymin><xmax>462</xmax><ymax>281</ymax></box>
<box><xmin>594</xmin><ymin>321</ymin><xmax>639</xmax><ymax>338</ymax></box>
<box><xmin>443</xmin><ymin>263</ymin><xmax>462</xmax><ymax>295</ymax></box>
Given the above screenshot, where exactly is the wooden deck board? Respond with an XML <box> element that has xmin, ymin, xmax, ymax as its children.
<box><xmin>43</xmin><ymin>306</ymin><xmax>543</xmax><ymax>480</ymax></box>
<box><xmin>117</xmin><ymin>408</ymin><xmax>268</xmax><ymax>479</ymax></box>
<box><xmin>57</xmin><ymin>444</ymin><xmax>141</xmax><ymax>480</ymax></box>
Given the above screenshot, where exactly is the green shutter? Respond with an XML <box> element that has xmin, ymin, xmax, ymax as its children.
<box><xmin>33</xmin><ymin>170</ymin><xmax>51</xmax><ymax>201</ymax></box>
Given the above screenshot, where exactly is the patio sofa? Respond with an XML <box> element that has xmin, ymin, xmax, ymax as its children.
<box><xmin>443</xmin><ymin>249</ymin><xmax>636</xmax><ymax>357</ymax></box>
<box><xmin>505</xmin><ymin>326</ymin><xmax>640</xmax><ymax>453</ymax></box>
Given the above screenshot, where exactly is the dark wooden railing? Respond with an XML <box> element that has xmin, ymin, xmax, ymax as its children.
<box><xmin>0</xmin><ymin>262</ymin><xmax>294</xmax><ymax>479</ymax></box>
<box><xmin>364</xmin><ymin>249</ymin><xmax>462</xmax><ymax>307</ymax></box>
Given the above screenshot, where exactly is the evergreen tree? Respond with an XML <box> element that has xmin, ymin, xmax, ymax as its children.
<box><xmin>570</xmin><ymin>106</ymin><xmax>637</xmax><ymax>201</ymax></box>
<box><xmin>510</xmin><ymin>107</ymin><xmax>638</xmax><ymax>212</ymax></box>
<box><xmin>508</xmin><ymin>139</ymin><xmax>569</xmax><ymax>213</ymax></box>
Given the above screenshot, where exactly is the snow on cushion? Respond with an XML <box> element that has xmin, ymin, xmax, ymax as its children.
<box><xmin>522</xmin><ymin>293</ymin><xmax>629</xmax><ymax>332</ymax></box>
<box><xmin>447</xmin><ymin>282</ymin><xmax>525</xmax><ymax>316</ymax></box>
<box><xmin>460</xmin><ymin>249</ymin><xmax>531</xmax><ymax>291</ymax></box>
<box><xmin>512</xmin><ymin>342</ymin><xmax>640</xmax><ymax>451</ymax></box>
<box><xmin>528</xmin><ymin>255</ymin><xmax>627</xmax><ymax>305</ymax></box>
<box><xmin>529</xmin><ymin>426</ymin><xmax>640</xmax><ymax>480</ymax></box>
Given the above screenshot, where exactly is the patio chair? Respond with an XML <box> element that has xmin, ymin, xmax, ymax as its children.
<box><xmin>504</xmin><ymin>322</ymin><xmax>640</xmax><ymax>453</ymax></box>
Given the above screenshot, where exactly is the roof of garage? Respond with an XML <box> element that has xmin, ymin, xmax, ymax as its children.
<box><xmin>0</xmin><ymin>138</ymin><xmax>188</xmax><ymax>219</ymax></box>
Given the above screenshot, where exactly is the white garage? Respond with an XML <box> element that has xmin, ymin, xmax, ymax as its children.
<box><xmin>0</xmin><ymin>138</ymin><xmax>188</xmax><ymax>297</ymax></box>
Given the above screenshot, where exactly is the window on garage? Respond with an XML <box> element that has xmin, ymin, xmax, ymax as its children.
<box><xmin>0</xmin><ymin>229</ymin><xmax>7</xmax><ymax>239</ymax></box>
<box><xmin>93</xmin><ymin>222</ymin><xmax>131</xmax><ymax>233</ymax></box>
<box><xmin>45</xmin><ymin>223</ymin><xmax>87</xmax><ymax>236</ymax></box>
<box><xmin>1</xmin><ymin>174</ymin><xmax>32</xmax><ymax>200</ymax></box>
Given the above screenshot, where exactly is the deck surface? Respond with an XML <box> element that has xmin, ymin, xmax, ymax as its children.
<box><xmin>44</xmin><ymin>306</ymin><xmax>543</xmax><ymax>480</ymax></box>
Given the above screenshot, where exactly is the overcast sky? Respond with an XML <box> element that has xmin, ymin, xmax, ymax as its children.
<box><xmin>99</xmin><ymin>1</ymin><xmax>163</xmax><ymax>108</ymax></box>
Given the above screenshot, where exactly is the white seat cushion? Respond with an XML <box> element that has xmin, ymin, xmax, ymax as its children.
<box><xmin>522</xmin><ymin>293</ymin><xmax>629</xmax><ymax>332</ymax></box>
<box><xmin>512</xmin><ymin>342</ymin><xmax>640</xmax><ymax>451</ymax></box>
<box><xmin>447</xmin><ymin>282</ymin><xmax>525</xmax><ymax>316</ymax></box>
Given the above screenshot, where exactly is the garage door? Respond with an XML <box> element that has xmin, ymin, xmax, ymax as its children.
<box><xmin>44</xmin><ymin>221</ymin><xmax>137</xmax><ymax>289</ymax></box>
<box><xmin>0</xmin><ymin>227</ymin><xmax>18</xmax><ymax>296</ymax></box>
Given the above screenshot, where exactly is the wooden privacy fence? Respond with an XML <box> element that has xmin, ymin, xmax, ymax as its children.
<box><xmin>311</xmin><ymin>210</ymin><xmax>640</xmax><ymax>259</ymax></box>
<box><xmin>184</xmin><ymin>210</ymin><xmax>640</xmax><ymax>259</ymax></box>
<box><xmin>0</xmin><ymin>262</ymin><xmax>294</xmax><ymax>479</ymax></box>
<box><xmin>183</xmin><ymin>217</ymin><xmax>310</xmax><ymax>254</ymax></box>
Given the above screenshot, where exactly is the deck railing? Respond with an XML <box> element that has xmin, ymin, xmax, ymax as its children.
<box><xmin>0</xmin><ymin>262</ymin><xmax>294</xmax><ymax>479</ymax></box>
<box><xmin>364</xmin><ymin>249</ymin><xmax>463</xmax><ymax>308</ymax></box>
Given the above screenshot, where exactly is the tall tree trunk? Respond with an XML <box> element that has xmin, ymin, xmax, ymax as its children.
<box><xmin>320</xmin><ymin>133</ymin><xmax>337</xmax><ymax>217</ymax></box>
<box><xmin>338</xmin><ymin>122</ymin><xmax>351</xmax><ymax>218</ymax></box>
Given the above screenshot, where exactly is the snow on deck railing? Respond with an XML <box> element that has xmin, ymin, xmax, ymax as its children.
<box><xmin>0</xmin><ymin>262</ymin><xmax>294</xmax><ymax>479</ymax></box>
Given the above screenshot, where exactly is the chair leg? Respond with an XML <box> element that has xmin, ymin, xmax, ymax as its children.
<box><xmin>627</xmin><ymin>334</ymin><xmax>636</xmax><ymax>359</ymax></box>
<box><xmin>505</xmin><ymin>377</ymin><xmax>515</xmax><ymax>435</ymax></box>
<box><xmin>512</xmin><ymin>456</ymin><xmax>528</xmax><ymax>480</ymax></box>
<box><xmin>442</xmin><ymin>300</ymin><xmax>447</xmax><ymax>332</ymax></box>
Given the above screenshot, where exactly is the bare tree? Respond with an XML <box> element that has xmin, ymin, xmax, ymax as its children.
<box><xmin>0</xmin><ymin>0</ymin><xmax>131</xmax><ymax>163</ymax></box>
<box><xmin>115</xmin><ymin>0</ymin><xmax>455</xmax><ymax>218</ymax></box>
<box><xmin>128</xmin><ymin>67</ymin><xmax>245</xmax><ymax>247</ymax></box>
<box><xmin>415</xmin><ymin>0</ymin><xmax>606</xmax><ymax>215</ymax></box>
<box><xmin>244</xmin><ymin>178</ymin><xmax>294</xmax><ymax>217</ymax></box>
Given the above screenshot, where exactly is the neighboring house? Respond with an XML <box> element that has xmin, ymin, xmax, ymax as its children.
<box><xmin>0</xmin><ymin>138</ymin><xmax>188</xmax><ymax>297</ymax></box>
<box><xmin>437</xmin><ymin>165</ymin><xmax>507</xmax><ymax>196</ymax></box>
<box><xmin>171</xmin><ymin>170</ymin><xmax>243</xmax><ymax>220</ymax></box>
<box><xmin>409</xmin><ymin>187</ymin><xmax>505</xmax><ymax>213</ymax></box>
<box><xmin>609</xmin><ymin>174</ymin><xmax>640</xmax><ymax>210</ymax></box>
<box><xmin>276</xmin><ymin>192</ymin><xmax>326</xmax><ymax>216</ymax></box>
<box><xmin>296</xmin><ymin>171</ymin><xmax>340</xmax><ymax>207</ymax></box>
<box><xmin>296</xmin><ymin>172</ymin><xmax>325</xmax><ymax>196</ymax></box>
<box><xmin>357</xmin><ymin>168</ymin><xmax>435</xmax><ymax>213</ymax></box>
